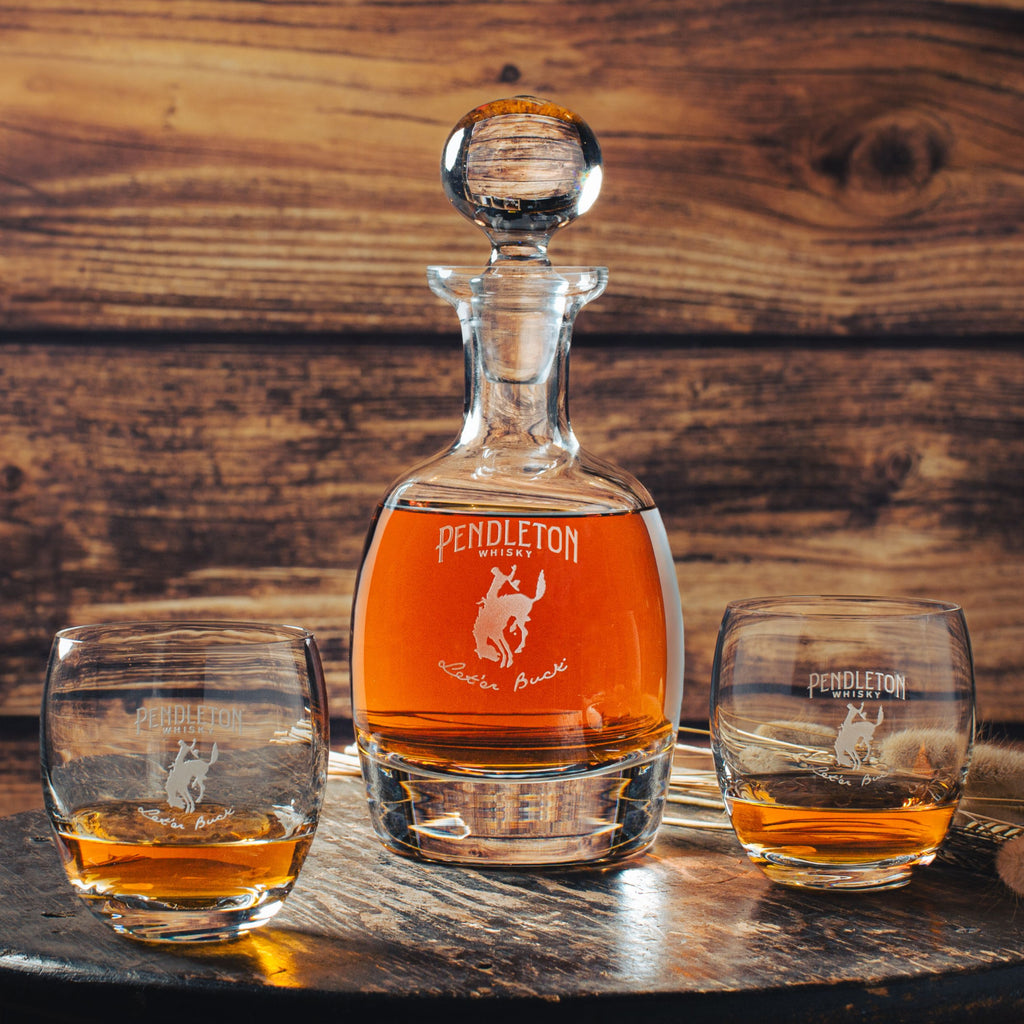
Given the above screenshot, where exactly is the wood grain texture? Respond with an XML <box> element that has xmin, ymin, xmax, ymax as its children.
<box><xmin>1</xmin><ymin>338</ymin><xmax>1022</xmax><ymax>721</ymax></box>
<box><xmin>4</xmin><ymin>776</ymin><xmax>1024</xmax><ymax>1022</ymax></box>
<box><xmin>0</xmin><ymin>0</ymin><xmax>1022</xmax><ymax>335</ymax></box>
<box><xmin>0</xmin><ymin>722</ymin><xmax>41</xmax><ymax>817</ymax></box>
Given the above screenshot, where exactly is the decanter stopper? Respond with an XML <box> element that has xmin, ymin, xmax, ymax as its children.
<box><xmin>441</xmin><ymin>95</ymin><xmax>603</xmax><ymax>262</ymax></box>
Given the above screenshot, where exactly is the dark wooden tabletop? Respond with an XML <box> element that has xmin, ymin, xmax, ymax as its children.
<box><xmin>3</xmin><ymin>775</ymin><xmax>1024</xmax><ymax>1024</ymax></box>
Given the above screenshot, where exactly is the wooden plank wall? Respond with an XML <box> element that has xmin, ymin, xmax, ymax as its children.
<box><xmin>2</xmin><ymin>1</ymin><xmax>1022</xmax><ymax>335</ymax></box>
<box><xmin>1</xmin><ymin>2</ymin><xmax>1022</xmax><ymax>738</ymax></box>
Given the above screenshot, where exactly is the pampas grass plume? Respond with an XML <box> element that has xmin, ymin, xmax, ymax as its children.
<box><xmin>996</xmin><ymin>835</ymin><xmax>1024</xmax><ymax>896</ymax></box>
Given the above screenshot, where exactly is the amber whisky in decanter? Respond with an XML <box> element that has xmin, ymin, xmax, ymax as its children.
<box><xmin>350</xmin><ymin>96</ymin><xmax>684</xmax><ymax>865</ymax></box>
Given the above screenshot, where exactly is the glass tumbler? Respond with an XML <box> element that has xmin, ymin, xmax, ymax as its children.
<box><xmin>711</xmin><ymin>596</ymin><xmax>974</xmax><ymax>891</ymax></box>
<box><xmin>41</xmin><ymin>622</ymin><xmax>329</xmax><ymax>942</ymax></box>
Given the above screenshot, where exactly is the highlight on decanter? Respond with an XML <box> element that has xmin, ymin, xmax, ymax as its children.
<box><xmin>350</xmin><ymin>96</ymin><xmax>684</xmax><ymax>866</ymax></box>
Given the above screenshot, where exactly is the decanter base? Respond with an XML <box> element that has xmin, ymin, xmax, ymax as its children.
<box><xmin>357</xmin><ymin>742</ymin><xmax>673</xmax><ymax>866</ymax></box>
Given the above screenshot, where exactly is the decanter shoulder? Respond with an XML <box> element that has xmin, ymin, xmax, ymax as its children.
<box><xmin>380</xmin><ymin>444</ymin><xmax>655</xmax><ymax>515</ymax></box>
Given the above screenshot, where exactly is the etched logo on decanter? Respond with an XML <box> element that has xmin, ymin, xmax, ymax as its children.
<box><xmin>472</xmin><ymin>564</ymin><xmax>547</xmax><ymax>667</ymax></box>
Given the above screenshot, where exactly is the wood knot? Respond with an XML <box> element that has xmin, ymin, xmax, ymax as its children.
<box><xmin>851</xmin><ymin>442</ymin><xmax>921</xmax><ymax>524</ymax></box>
<box><xmin>877</xmin><ymin>442</ymin><xmax>920</xmax><ymax>491</ymax></box>
<box><xmin>808</xmin><ymin>108</ymin><xmax>951</xmax><ymax>219</ymax></box>
<box><xmin>1</xmin><ymin>465</ymin><xmax>24</xmax><ymax>492</ymax></box>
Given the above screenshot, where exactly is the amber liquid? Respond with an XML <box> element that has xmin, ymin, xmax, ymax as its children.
<box><xmin>54</xmin><ymin>802</ymin><xmax>314</xmax><ymax>905</ymax></box>
<box><xmin>351</xmin><ymin>506</ymin><xmax>677</xmax><ymax>775</ymax></box>
<box><xmin>729</xmin><ymin>773</ymin><xmax>957</xmax><ymax>865</ymax></box>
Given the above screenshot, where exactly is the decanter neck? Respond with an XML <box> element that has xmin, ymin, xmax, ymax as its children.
<box><xmin>427</xmin><ymin>266</ymin><xmax>607</xmax><ymax>458</ymax></box>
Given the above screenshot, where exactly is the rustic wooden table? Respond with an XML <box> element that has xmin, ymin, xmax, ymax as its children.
<box><xmin>3</xmin><ymin>775</ymin><xmax>1024</xmax><ymax>1023</ymax></box>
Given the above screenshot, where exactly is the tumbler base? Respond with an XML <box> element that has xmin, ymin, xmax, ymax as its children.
<box><xmin>79</xmin><ymin>890</ymin><xmax>288</xmax><ymax>943</ymax></box>
<box><xmin>748</xmin><ymin>850</ymin><xmax>936</xmax><ymax>892</ymax></box>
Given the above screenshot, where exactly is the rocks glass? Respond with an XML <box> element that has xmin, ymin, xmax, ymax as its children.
<box><xmin>41</xmin><ymin>622</ymin><xmax>329</xmax><ymax>942</ymax></box>
<box><xmin>711</xmin><ymin>596</ymin><xmax>974</xmax><ymax>891</ymax></box>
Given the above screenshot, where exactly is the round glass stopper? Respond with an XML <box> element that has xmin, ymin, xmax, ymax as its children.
<box><xmin>441</xmin><ymin>95</ymin><xmax>603</xmax><ymax>253</ymax></box>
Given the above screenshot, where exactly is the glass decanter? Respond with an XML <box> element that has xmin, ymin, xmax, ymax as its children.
<box><xmin>350</xmin><ymin>96</ymin><xmax>684</xmax><ymax>865</ymax></box>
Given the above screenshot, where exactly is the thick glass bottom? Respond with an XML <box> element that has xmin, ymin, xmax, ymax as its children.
<box><xmin>744</xmin><ymin>848</ymin><xmax>937</xmax><ymax>891</ymax></box>
<box><xmin>725</xmin><ymin>788</ymin><xmax>954</xmax><ymax>892</ymax></box>
<box><xmin>358</xmin><ymin>739</ymin><xmax>674</xmax><ymax>866</ymax></box>
<box><xmin>75</xmin><ymin>889</ymin><xmax>289</xmax><ymax>942</ymax></box>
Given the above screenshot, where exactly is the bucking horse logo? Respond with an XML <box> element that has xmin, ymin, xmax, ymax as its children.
<box><xmin>165</xmin><ymin>739</ymin><xmax>219</xmax><ymax>812</ymax></box>
<box><xmin>473</xmin><ymin>565</ymin><xmax>546</xmax><ymax>668</ymax></box>
<box><xmin>834</xmin><ymin>703</ymin><xmax>884</xmax><ymax>769</ymax></box>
